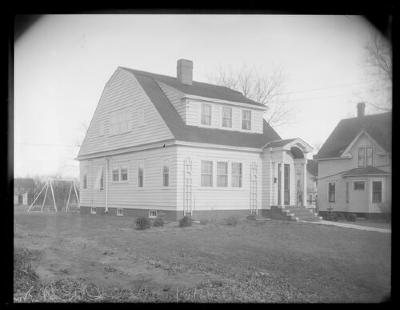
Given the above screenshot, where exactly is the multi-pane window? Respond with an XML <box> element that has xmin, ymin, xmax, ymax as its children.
<box><xmin>149</xmin><ymin>210</ymin><xmax>157</xmax><ymax>218</ymax></box>
<box><xmin>242</xmin><ymin>110</ymin><xmax>251</xmax><ymax>130</ymax></box>
<box><xmin>231</xmin><ymin>162</ymin><xmax>242</xmax><ymax>187</ymax></box>
<box><xmin>328</xmin><ymin>182</ymin><xmax>335</xmax><ymax>202</ymax></box>
<box><xmin>366</xmin><ymin>147</ymin><xmax>373</xmax><ymax>167</ymax></box>
<box><xmin>110</xmin><ymin>109</ymin><xmax>132</xmax><ymax>135</ymax></box>
<box><xmin>372</xmin><ymin>181</ymin><xmax>382</xmax><ymax>203</ymax></box>
<box><xmin>201</xmin><ymin>103</ymin><xmax>212</xmax><ymax>125</ymax></box>
<box><xmin>120</xmin><ymin>167</ymin><xmax>128</xmax><ymax>181</ymax></box>
<box><xmin>354</xmin><ymin>181</ymin><xmax>365</xmax><ymax>190</ymax></box>
<box><xmin>222</xmin><ymin>106</ymin><xmax>232</xmax><ymax>128</ymax></box>
<box><xmin>217</xmin><ymin>162</ymin><xmax>228</xmax><ymax>187</ymax></box>
<box><xmin>83</xmin><ymin>174</ymin><xmax>87</xmax><ymax>189</ymax></box>
<box><xmin>201</xmin><ymin>160</ymin><xmax>213</xmax><ymax>187</ymax></box>
<box><xmin>163</xmin><ymin>161</ymin><xmax>169</xmax><ymax>187</ymax></box>
<box><xmin>138</xmin><ymin>161</ymin><xmax>144</xmax><ymax>187</ymax></box>
<box><xmin>112</xmin><ymin>169</ymin><xmax>119</xmax><ymax>182</ymax></box>
<box><xmin>358</xmin><ymin>147</ymin><xmax>365</xmax><ymax>167</ymax></box>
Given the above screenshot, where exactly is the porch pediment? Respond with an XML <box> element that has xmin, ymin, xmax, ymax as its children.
<box><xmin>263</xmin><ymin>138</ymin><xmax>313</xmax><ymax>154</ymax></box>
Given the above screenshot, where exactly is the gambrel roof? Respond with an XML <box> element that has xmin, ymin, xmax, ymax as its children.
<box><xmin>123</xmin><ymin>68</ymin><xmax>281</xmax><ymax>149</ymax></box>
<box><xmin>315</xmin><ymin>112</ymin><xmax>391</xmax><ymax>159</ymax></box>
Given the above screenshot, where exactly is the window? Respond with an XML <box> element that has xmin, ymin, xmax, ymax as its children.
<box><xmin>217</xmin><ymin>162</ymin><xmax>228</xmax><ymax>187</ymax></box>
<box><xmin>83</xmin><ymin>174</ymin><xmax>87</xmax><ymax>189</ymax></box>
<box><xmin>149</xmin><ymin>210</ymin><xmax>157</xmax><ymax>218</ymax></box>
<box><xmin>90</xmin><ymin>207</ymin><xmax>96</xmax><ymax>214</ymax></box>
<box><xmin>354</xmin><ymin>181</ymin><xmax>365</xmax><ymax>191</ymax></box>
<box><xmin>242</xmin><ymin>110</ymin><xmax>251</xmax><ymax>130</ymax></box>
<box><xmin>138</xmin><ymin>161</ymin><xmax>144</xmax><ymax>187</ymax></box>
<box><xmin>372</xmin><ymin>181</ymin><xmax>382</xmax><ymax>203</ymax></box>
<box><xmin>222</xmin><ymin>106</ymin><xmax>232</xmax><ymax>128</ymax></box>
<box><xmin>346</xmin><ymin>182</ymin><xmax>349</xmax><ymax>203</ymax></box>
<box><xmin>328</xmin><ymin>182</ymin><xmax>335</xmax><ymax>202</ymax></box>
<box><xmin>120</xmin><ymin>167</ymin><xmax>128</xmax><ymax>181</ymax></box>
<box><xmin>116</xmin><ymin>208</ymin><xmax>123</xmax><ymax>216</ymax></box>
<box><xmin>110</xmin><ymin>109</ymin><xmax>132</xmax><ymax>135</ymax></box>
<box><xmin>201</xmin><ymin>160</ymin><xmax>213</xmax><ymax>187</ymax></box>
<box><xmin>358</xmin><ymin>147</ymin><xmax>365</xmax><ymax>167</ymax></box>
<box><xmin>231</xmin><ymin>162</ymin><xmax>242</xmax><ymax>187</ymax></box>
<box><xmin>163</xmin><ymin>161</ymin><xmax>169</xmax><ymax>187</ymax></box>
<box><xmin>366</xmin><ymin>147</ymin><xmax>373</xmax><ymax>166</ymax></box>
<box><xmin>100</xmin><ymin>169</ymin><xmax>104</xmax><ymax>190</ymax></box>
<box><xmin>201</xmin><ymin>103</ymin><xmax>212</xmax><ymax>125</ymax></box>
<box><xmin>112</xmin><ymin>169</ymin><xmax>119</xmax><ymax>182</ymax></box>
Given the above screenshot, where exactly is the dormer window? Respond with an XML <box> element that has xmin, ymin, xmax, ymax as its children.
<box><xmin>366</xmin><ymin>147</ymin><xmax>373</xmax><ymax>166</ymax></box>
<box><xmin>201</xmin><ymin>103</ymin><xmax>212</xmax><ymax>125</ymax></box>
<box><xmin>222</xmin><ymin>106</ymin><xmax>232</xmax><ymax>128</ymax></box>
<box><xmin>358</xmin><ymin>147</ymin><xmax>365</xmax><ymax>167</ymax></box>
<box><xmin>358</xmin><ymin>146</ymin><xmax>374</xmax><ymax>167</ymax></box>
<box><xmin>242</xmin><ymin>110</ymin><xmax>251</xmax><ymax>130</ymax></box>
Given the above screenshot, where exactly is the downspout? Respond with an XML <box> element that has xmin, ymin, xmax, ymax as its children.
<box><xmin>105</xmin><ymin>158</ymin><xmax>109</xmax><ymax>213</ymax></box>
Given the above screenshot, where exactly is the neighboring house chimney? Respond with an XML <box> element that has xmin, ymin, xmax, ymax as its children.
<box><xmin>177</xmin><ymin>59</ymin><xmax>193</xmax><ymax>85</ymax></box>
<box><xmin>357</xmin><ymin>102</ymin><xmax>365</xmax><ymax>117</ymax></box>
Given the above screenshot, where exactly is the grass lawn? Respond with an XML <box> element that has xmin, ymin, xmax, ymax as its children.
<box><xmin>14</xmin><ymin>207</ymin><xmax>391</xmax><ymax>303</ymax></box>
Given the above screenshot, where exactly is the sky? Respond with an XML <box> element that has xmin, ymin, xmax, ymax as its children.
<box><xmin>14</xmin><ymin>14</ymin><xmax>390</xmax><ymax>178</ymax></box>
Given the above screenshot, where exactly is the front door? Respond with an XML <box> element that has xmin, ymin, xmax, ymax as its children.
<box><xmin>284</xmin><ymin>164</ymin><xmax>290</xmax><ymax>205</ymax></box>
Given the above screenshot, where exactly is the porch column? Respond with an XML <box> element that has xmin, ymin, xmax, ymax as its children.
<box><xmin>302</xmin><ymin>161</ymin><xmax>307</xmax><ymax>207</ymax></box>
<box><xmin>280</xmin><ymin>162</ymin><xmax>285</xmax><ymax>206</ymax></box>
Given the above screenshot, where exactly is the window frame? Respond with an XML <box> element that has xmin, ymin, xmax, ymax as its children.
<box><xmin>201</xmin><ymin>103</ymin><xmax>212</xmax><ymax>126</ymax></box>
<box><xmin>242</xmin><ymin>109</ymin><xmax>252</xmax><ymax>130</ymax></box>
<box><xmin>138</xmin><ymin>160</ymin><xmax>144</xmax><ymax>187</ymax></box>
<box><xmin>217</xmin><ymin>161</ymin><xmax>228</xmax><ymax>187</ymax></box>
<box><xmin>149</xmin><ymin>209</ymin><xmax>157</xmax><ymax>218</ymax></box>
<box><xmin>201</xmin><ymin>160</ymin><xmax>213</xmax><ymax>187</ymax></box>
<box><xmin>366</xmin><ymin>146</ymin><xmax>373</xmax><ymax>167</ymax></box>
<box><xmin>353</xmin><ymin>181</ymin><xmax>365</xmax><ymax>191</ymax></box>
<box><xmin>222</xmin><ymin>106</ymin><xmax>232</xmax><ymax>128</ymax></box>
<box><xmin>116</xmin><ymin>208</ymin><xmax>124</xmax><ymax>216</ymax></box>
<box><xmin>112</xmin><ymin>168</ymin><xmax>120</xmax><ymax>182</ymax></box>
<box><xmin>231</xmin><ymin>162</ymin><xmax>243</xmax><ymax>188</ymax></box>
<box><xmin>358</xmin><ymin>147</ymin><xmax>366</xmax><ymax>167</ymax></box>
<box><xmin>162</xmin><ymin>160</ymin><xmax>169</xmax><ymax>187</ymax></box>
<box><xmin>99</xmin><ymin>168</ymin><xmax>104</xmax><ymax>191</ymax></box>
<box><xmin>120</xmin><ymin>166</ymin><xmax>129</xmax><ymax>182</ymax></box>
<box><xmin>372</xmin><ymin>181</ymin><xmax>383</xmax><ymax>203</ymax></box>
<box><xmin>328</xmin><ymin>182</ymin><xmax>335</xmax><ymax>203</ymax></box>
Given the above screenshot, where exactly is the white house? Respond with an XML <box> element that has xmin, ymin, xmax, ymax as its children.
<box><xmin>76</xmin><ymin>59</ymin><xmax>317</xmax><ymax>221</ymax></box>
<box><xmin>315</xmin><ymin>103</ymin><xmax>391</xmax><ymax>218</ymax></box>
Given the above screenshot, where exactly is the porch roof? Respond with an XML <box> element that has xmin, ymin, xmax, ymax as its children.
<box><xmin>342</xmin><ymin>166</ymin><xmax>390</xmax><ymax>178</ymax></box>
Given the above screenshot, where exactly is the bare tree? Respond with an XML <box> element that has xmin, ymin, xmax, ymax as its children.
<box><xmin>208</xmin><ymin>65</ymin><xmax>294</xmax><ymax>128</ymax></box>
<box><xmin>363</xmin><ymin>31</ymin><xmax>392</xmax><ymax>112</ymax></box>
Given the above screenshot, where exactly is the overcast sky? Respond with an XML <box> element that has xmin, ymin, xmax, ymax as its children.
<box><xmin>14</xmin><ymin>14</ymin><xmax>389</xmax><ymax>178</ymax></box>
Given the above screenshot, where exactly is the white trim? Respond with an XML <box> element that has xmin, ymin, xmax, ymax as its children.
<box><xmin>263</xmin><ymin>138</ymin><xmax>313</xmax><ymax>153</ymax></box>
<box><xmin>341</xmin><ymin>130</ymin><xmax>387</xmax><ymax>158</ymax></box>
<box><xmin>175</xmin><ymin>140</ymin><xmax>261</xmax><ymax>153</ymax></box>
<box><xmin>183</xmin><ymin>94</ymin><xmax>267</xmax><ymax>111</ymax></box>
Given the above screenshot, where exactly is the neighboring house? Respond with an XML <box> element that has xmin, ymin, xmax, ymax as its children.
<box><xmin>315</xmin><ymin>103</ymin><xmax>391</xmax><ymax>218</ymax></box>
<box><xmin>14</xmin><ymin>178</ymin><xmax>35</xmax><ymax>205</ymax></box>
<box><xmin>76</xmin><ymin>59</ymin><xmax>314</xmax><ymax>221</ymax></box>
<box><xmin>306</xmin><ymin>159</ymin><xmax>318</xmax><ymax>208</ymax></box>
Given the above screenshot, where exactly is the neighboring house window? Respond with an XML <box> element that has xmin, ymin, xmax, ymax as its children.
<box><xmin>372</xmin><ymin>181</ymin><xmax>382</xmax><ymax>203</ymax></box>
<box><xmin>217</xmin><ymin>162</ymin><xmax>228</xmax><ymax>187</ymax></box>
<box><xmin>120</xmin><ymin>167</ymin><xmax>128</xmax><ymax>181</ymax></box>
<box><xmin>346</xmin><ymin>182</ymin><xmax>349</xmax><ymax>203</ymax></box>
<box><xmin>366</xmin><ymin>147</ymin><xmax>373</xmax><ymax>167</ymax></box>
<box><xmin>358</xmin><ymin>147</ymin><xmax>365</xmax><ymax>167</ymax></box>
<box><xmin>163</xmin><ymin>161</ymin><xmax>169</xmax><ymax>187</ymax></box>
<box><xmin>242</xmin><ymin>110</ymin><xmax>251</xmax><ymax>130</ymax></box>
<box><xmin>116</xmin><ymin>208</ymin><xmax>123</xmax><ymax>216</ymax></box>
<box><xmin>138</xmin><ymin>161</ymin><xmax>144</xmax><ymax>187</ymax></box>
<box><xmin>201</xmin><ymin>103</ymin><xmax>212</xmax><ymax>125</ymax></box>
<box><xmin>328</xmin><ymin>182</ymin><xmax>335</xmax><ymax>202</ymax></box>
<box><xmin>231</xmin><ymin>162</ymin><xmax>242</xmax><ymax>187</ymax></box>
<box><xmin>222</xmin><ymin>106</ymin><xmax>232</xmax><ymax>128</ymax></box>
<box><xmin>149</xmin><ymin>210</ymin><xmax>157</xmax><ymax>218</ymax></box>
<box><xmin>112</xmin><ymin>169</ymin><xmax>119</xmax><ymax>182</ymax></box>
<box><xmin>354</xmin><ymin>181</ymin><xmax>365</xmax><ymax>191</ymax></box>
<box><xmin>201</xmin><ymin>160</ymin><xmax>213</xmax><ymax>187</ymax></box>
<box><xmin>83</xmin><ymin>174</ymin><xmax>87</xmax><ymax>189</ymax></box>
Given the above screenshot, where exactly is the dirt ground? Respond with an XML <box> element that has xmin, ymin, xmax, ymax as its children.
<box><xmin>14</xmin><ymin>206</ymin><xmax>391</xmax><ymax>302</ymax></box>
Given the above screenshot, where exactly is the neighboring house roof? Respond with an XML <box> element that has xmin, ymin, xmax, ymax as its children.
<box><xmin>306</xmin><ymin>159</ymin><xmax>318</xmax><ymax>177</ymax></box>
<box><xmin>120</xmin><ymin>67</ymin><xmax>264</xmax><ymax>107</ymax></box>
<box><xmin>14</xmin><ymin>178</ymin><xmax>35</xmax><ymax>195</ymax></box>
<box><xmin>315</xmin><ymin>112</ymin><xmax>391</xmax><ymax>159</ymax></box>
<box><xmin>128</xmin><ymin>71</ymin><xmax>281</xmax><ymax>149</ymax></box>
<box><xmin>342</xmin><ymin>166</ymin><xmax>390</xmax><ymax>177</ymax></box>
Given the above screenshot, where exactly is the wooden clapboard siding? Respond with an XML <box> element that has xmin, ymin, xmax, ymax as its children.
<box><xmin>79</xmin><ymin>146</ymin><xmax>177</xmax><ymax>210</ymax></box>
<box><xmin>185</xmin><ymin>100</ymin><xmax>263</xmax><ymax>134</ymax></box>
<box><xmin>261</xmin><ymin>152</ymin><xmax>273</xmax><ymax>209</ymax></box>
<box><xmin>176</xmin><ymin>145</ymin><xmax>262</xmax><ymax>211</ymax></box>
<box><xmin>158</xmin><ymin>82</ymin><xmax>186</xmax><ymax>121</ymax></box>
<box><xmin>78</xmin><ymin>68</ymin><xmax>174</xmax><ymax>157</ymax></box>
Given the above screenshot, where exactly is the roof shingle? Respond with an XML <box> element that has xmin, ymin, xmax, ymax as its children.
<box><xmin>342</xmin><ymin>166</ymin><xmax>389</xmax><ymax>177</ymax></box>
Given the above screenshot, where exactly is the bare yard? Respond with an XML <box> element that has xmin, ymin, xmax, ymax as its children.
<box><xmin>14</xmin><ymin>207</ymin><xmax>391</xmax><ymax>302</ymax></box>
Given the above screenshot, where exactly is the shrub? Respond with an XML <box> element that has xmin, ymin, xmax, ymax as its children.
<box><xmin>152</xmin><ymin>217</ymin><xmax>164</xmax><ymax>227</ymax></box>
<box><xmin>135</xmin><ymin>217</ymin><xmax>151</xmax><ymax>230</ymax></box>
<box><xmin>246</xmin><ymin>214</ymin><xmax>256</xmax><ymax>221</ymax></box>
<box><xmin>225</xmin><ymin>216</ymin><xmax>238</xmax><ymax>226</ymax></box>
<box><xmin>335</xmin><ymin>212</ymin><xmax>345</xmax><ymax>221</ymax></box>
<box><xmin>325</xmin><ymin>213</ymin><xmax>338</xmax><ymax>222</ymax></box>
<box><xmin>200</xmin><ymin>219</ymin><xmax>209</xmax><ymax>225</ymax></box>
<box><xmin>345</xmin><ymin>213</ymin><xmax>356</xmax><ymax>222</ymax></box>
<box><xmin>179</xmin><ymin>216</ymin><xmax>192</xmax><ymax>228</ymax></box>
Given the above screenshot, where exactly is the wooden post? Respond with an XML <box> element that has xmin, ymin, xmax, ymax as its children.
<box><xmin>41</xmin><ymin>182</ymin><xmax>49</xmax><ymax>212</ymax></box>
<box><xmin>27</xmin><ymin>182</ymin><xmax>47</xmax><ymax>212</ymax></box>
<box><xmin>65</xmin><ymin>182</ymin><xmax>73</xmax><ymax>212</ymax></box>
<box><xmin>49</xmin><ymin>180</ymin><xmax>57</xmax><ymax>212</ymax></box>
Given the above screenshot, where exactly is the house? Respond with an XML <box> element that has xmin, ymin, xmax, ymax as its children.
<box><xmin>315</xmin><ymin>103</ymin><xmax>391</xmax><ymax>218</ymax></box>
<box><xmin>306</xmin><ymin>159</ymin><xmax>318</xmax><ymax>208</ymax></box>
<box><xmin>14</xmin><ymin>178</ymin><xmax>35</xmax><ymax>205</ymax></box>
<box><xmin>76</xmin><ymin>59</ymin><xmax>316</xmax><ymax>221</ymax></box>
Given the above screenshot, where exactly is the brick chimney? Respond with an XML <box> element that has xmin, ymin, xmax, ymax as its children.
<box><xmin>357</xmin><ymin>102</ymin><xmax>365</xmax><ymax>118</ymax></box>
<box><xmin>177</xmin><ymin>59</ymin><xmax>193</xmax><ymax>85</ymax></box>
